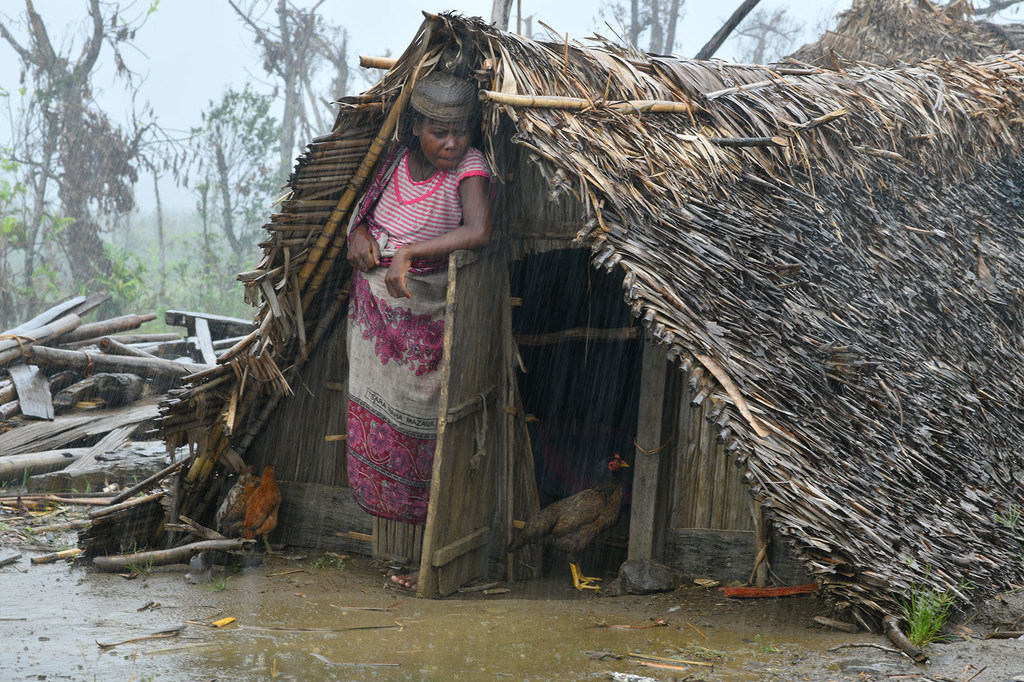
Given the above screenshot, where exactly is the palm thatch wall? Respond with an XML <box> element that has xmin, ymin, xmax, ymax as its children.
<box><xmin>791</xmin><ymin>0</ymin><xmax>1024</xmax><ymax>66</ymax></box>
<box><xmin>157</xmin><ymin>13</ymin><xmax>1024</xmax><ymax>627</ymax></box>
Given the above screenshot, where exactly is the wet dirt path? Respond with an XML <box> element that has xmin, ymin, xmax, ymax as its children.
<box><xmin>2</xmin><ymin>551</ymin><xmax>1024</xmax><ymax>681</ymax></box>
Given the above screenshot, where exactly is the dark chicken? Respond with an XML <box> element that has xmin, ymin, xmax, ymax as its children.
<box><xmin>214</xmin><ymin>465</ymin><xmax>257</xmax><ymax>538</ymax></box>
<box><xmin>509</xmin><ymin>453</ymin><xmax>629</xmax><ymax>590</ymax></box>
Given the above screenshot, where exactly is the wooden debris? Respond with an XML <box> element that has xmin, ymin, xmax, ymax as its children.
<box><xmin>92</xmin><ymin>539</ymin><xmax>251</xmax><ymax>572</ymax></box>
<box><xmin>30</xmin><ymin>548</ymin><xmax>83</xmax><ymax>564</ymax></box>
<box><xmin>721</xmin><ymin>583</ymin><xmax>817</xmax><ymax>598</ymax></box>
<box><xmin>0</xmin><ymin>553</ymin><xmax>22</xmax><ymax>568</ymax></box>
<box><xmin>96</xmin><ymin>626</ymin><xmax>185</xmax><ymax>650</ymax></box>
<box><xmin>814</xmin><ymin>616</ymin><xmax>859</xmax><ymax>633</ymax></box>
<box><xmin>883</xmin><ymin>614</ymin><xmax>928</xmax><ymax>663</ymax></box>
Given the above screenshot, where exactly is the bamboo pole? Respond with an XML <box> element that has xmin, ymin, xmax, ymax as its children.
<box><xmin>478</xmin><ymin>89</ymin><xmax>695</xmax><ymax>113</ymax></box>
<box><xmin>55</xmin><ymin>314</ymin><xmax>157</xmax><ymax>345</ymax></box>
<box><xmin>0</xmin><ymin>314</ymin><xmax>82</xmax><ymax>365</ymax></box>
<box><xmin>360</xmin><ymin>55</ymin><xmax>398</xmax><ymax>69</ymax></box>
<box><xmin>25</xmin><ymin>346</ymin><xmax>208</xmax><ymax>382</ymax></box>
<box><xmin>31</xmin><ymin>548</ymin><xmax>83</xmax><ymax>564</ymax></box>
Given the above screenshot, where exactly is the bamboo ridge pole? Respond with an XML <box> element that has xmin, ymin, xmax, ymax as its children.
<box><xmin>478</xmin><ymin>90</ymin><xmax>695</xmax><ymax>113</ymax></box>
<box><xmin>360</xmin><ymin>55</ymin><xmax>397</xmax><ymax>69</ymax></box>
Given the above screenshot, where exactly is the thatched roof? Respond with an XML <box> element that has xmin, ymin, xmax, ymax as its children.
<box><xmin>160</xmin><ymin>13</ymin><xmax>1024</xmax><ymax>627</ymax></box>
<box><xmin>791</xmin><ymin>0</ymin><xmax>1024</xmax><ymax>66</ymax></box>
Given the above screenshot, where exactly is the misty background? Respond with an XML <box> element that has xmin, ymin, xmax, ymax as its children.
<box><xmin>0</xmin><ymin>0</ymin><xmax>1019</xmax><ymax>328</ymax></box>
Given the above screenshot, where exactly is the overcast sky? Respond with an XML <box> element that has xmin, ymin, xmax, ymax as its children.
<box><xmin>2</xmin><ymin>0</ymin><xmax>1021</xmax><ymax>210</ymax></box>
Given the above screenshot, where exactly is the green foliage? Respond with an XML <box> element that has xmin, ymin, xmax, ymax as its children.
<box><xmin>203</xmin><ymin>576</ymin><xmax>230</xmax><ymax>592</ymax></box>
<box><xmin>191</xmin><ymin>84</ymin><xmax>282</xmax><ymax>269</ymax></box>
<box><xmin>898</xmin><ymin>571</ymin><xmax>965</xmax><ymax>648</ymax></box>
<box><xmin>91</xmin><ymin>243</ymin><xmax>152</xmax><ymax>316</ymax></box>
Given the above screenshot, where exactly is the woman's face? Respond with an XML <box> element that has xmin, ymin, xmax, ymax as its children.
<box><xmin>413</xmin><ymin>117</ymin><xmax>471</xmax><ymax>172</ymax></box>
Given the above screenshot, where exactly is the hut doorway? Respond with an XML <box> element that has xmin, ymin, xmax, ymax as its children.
<box><xmin>508</xmin><ymin>248</ymin><xmax>643</xmax><ymax>582</ymax></box>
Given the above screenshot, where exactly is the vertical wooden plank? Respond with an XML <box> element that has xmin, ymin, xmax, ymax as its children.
<box><xmin>193</xmin><ymin>318</ymin><xmax>217</xmax><ymax>365</ymax></box>
<box><xmin>693</xmin><ymin>400</ymin><xmax>715</xmax><ymax>528</ymax></box>
<box><xmin>750</xmin><ymin>498</ymin><xmax>769</xmax><ymax>586</ymax></box>
<box><xmin>627</xmin><ymin>341</ymin><xmax>670</xmax><ymax>560</ymax></box>
<box><xmin>419</xmin><ymin>248</ymin><xmax>506</xmax><ymax>598</ymax></box>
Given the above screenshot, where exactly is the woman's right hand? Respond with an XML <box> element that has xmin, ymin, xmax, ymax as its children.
<box><xmin>347</xmin><ymin>223</ymin><xmax>381</xmax><ymax>272</ymax></box>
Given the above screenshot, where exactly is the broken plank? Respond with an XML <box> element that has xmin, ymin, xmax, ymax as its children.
<box><xmin>193</xmin><ymin>318</ymin><xmax>217</xmax><ymax>365</ymax></box>
<box><xmin>7</xmin><ymin>364</ymin><xmax>53</xmax><ymax>420</ymax></box>
<box><xmin>164</xmin><ymin>310</ymin><xmax>254</xmax><ymax>339</ymax></box>
<box><xmin>0</xmin><ymin>402</ymin><xmax>160</xmax><ymax>458</ymax></box>
<box><xmin>63</xmin><ymin>423</ymin><xmax>142</xmax><ymax>471</ymax></box>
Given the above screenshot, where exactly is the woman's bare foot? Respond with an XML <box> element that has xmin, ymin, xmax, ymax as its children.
<box><xmin>390</xmin><ymin>572</ymin><xmax>419</xmax><ymax>590</ymax></box>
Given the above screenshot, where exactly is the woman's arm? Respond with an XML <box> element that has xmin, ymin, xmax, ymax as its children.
<box><xmin>385</xmin><ymin>175</ymin><xmax>491</xmax><ymax>298</ymax></box>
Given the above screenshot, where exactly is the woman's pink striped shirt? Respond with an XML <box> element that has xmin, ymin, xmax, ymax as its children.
<box><xmin>370</xmin><ymin>147</ymin><xmax>490</xmax><ymax>250</ymax></box>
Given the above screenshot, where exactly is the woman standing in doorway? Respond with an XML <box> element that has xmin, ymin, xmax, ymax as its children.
<box><xmin>345</xmin><ymin>72</ymin><xmax>491</xmax><ymax>591</ymax></box>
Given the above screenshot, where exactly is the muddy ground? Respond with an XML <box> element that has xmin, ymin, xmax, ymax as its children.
<box><xmin>3</xmin><ymin>526</ymin><xmax>1024</xmax><ymax>682</ymax></box>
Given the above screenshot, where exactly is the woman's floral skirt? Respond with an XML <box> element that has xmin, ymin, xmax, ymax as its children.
<box><xmin>345</xmin><ymin>267</ymin><xmax>447</xmax><ymax>525</ymax></box>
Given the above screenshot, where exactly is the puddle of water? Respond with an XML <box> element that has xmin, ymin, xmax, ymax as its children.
<box><xmin>0</xmin><ymin>553</ymin><xmax>875</xmax><ymax>681</ymax></box>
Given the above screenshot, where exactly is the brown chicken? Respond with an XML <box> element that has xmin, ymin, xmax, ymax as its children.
<box><xmin>243</xmin><ymin>464</ymin><xmax>282</xmax><ymax>552</ymax></box>
<box><xmin>509</xmin><ymin>453</ymin><xmax>629</xmax><ymax>590</ymax></box>
<box><xmin>215</xmin><ymin>466</ymin><xmax>257</xmax><ymax>538</ymax></box>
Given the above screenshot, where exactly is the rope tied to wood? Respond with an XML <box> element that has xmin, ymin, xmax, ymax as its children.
<box><xmin>633</xmin><ymin>434</ymin><xmax>674</xmax><ymax>455</ymax></box>
<box><xmin>0</xmin><ymin>334</ymin><xmax>38</xmax><ymax>355</ymax></box>
<box><xmin>469</xmin><ymin>393</ymin><xmax>488</xmax><ymax>472</ymax></box>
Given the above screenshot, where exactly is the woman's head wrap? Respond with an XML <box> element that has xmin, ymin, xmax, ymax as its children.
<box><xmin>410</xmin><ymin>72</ymin><xmax>478</xmax><ymax>122</ymax></box>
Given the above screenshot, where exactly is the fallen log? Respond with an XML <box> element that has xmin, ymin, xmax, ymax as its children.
<box><xmin>0</xmin><ymin>400</ymin><xmax>20</xmax><ymax>421</ymax></box>
<box><xmin>0</xmin><ymin>379</ymin><xmax>15</xmax><ymax>404</ymax></box>
<box><xmin>882</xmin><ymin>614</ymin><xmax>928</xmax><ymax>663</ymax></box>
<box><xmin>54</xmin><ymin>314</ymin><xmax>157</xmax><ymax>345</ymax></box>
<box><xmin>0</xmin><ymin>448</ymin><xmax>89</xmax><ymax>483</ymax></box>
<box><xmin>97</xmin><ymin>337</ymin><xmax>159</xmax><ymax>359</ymax></box>
<box><xmin>25</xmin><ymin>346</ymin><xmax>208</xmax><ymax>383</ymax></box>
<box><xmin>0</xmin><ymin>314</ymin><xmax>82</xmax><ymax>366</ymax></box>
<box><xmin>92</xmin><ymin>539</ymin><xmax>251</xmax><ymax>572</ymax></box>
<box><xmin>53</xmin><ymin>373</ymin><xmax>147</xmax><ymax>412</ymax></box>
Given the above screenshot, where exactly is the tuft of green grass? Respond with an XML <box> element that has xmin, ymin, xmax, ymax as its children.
<box><xmin>125</xmin><ymin>557</ymin><xmax>153</xmax><ymax>576</ymax></box>
<box><xmin>898</xmin><ymin>574</ymin><xmax>964</xmax><ymax>648</ymax></box>
<box><xmin>203</xmin><ymin>576</ymin><xmax>229</xmax><ymax>592</ymax></box>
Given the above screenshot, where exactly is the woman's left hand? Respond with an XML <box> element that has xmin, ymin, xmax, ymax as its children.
<box><xmin>385</xmin><ymin>248</ymin><xmax>413</xmax><ymax>298</ymax></box>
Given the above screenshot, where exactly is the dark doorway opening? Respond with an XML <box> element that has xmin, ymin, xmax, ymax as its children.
<box><xmin>509</xmin><ymin>248</ymin><xmax>643</xmax><ymax>580</ymax></box>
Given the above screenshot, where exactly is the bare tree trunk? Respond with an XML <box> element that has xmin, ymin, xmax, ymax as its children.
<box><xmin>695</xmin><ymin>0</ymin><xmax>763</xmax><ymax>60</ymax></box>
<box><xmin>277</xmin><ymin>0</ymin><xmax>298</xmax><ymax>179</ymax></box>
<box><xmin>664</xmin><ymin>0</ymin><xmax>682</xmax><ymax>54</ymax></box>
<box><xmin>152</xmin><ymin>169</ymin><xmax>165</xmax><ymax>298</ymax></box>
<box><xmin>213</xmin><ymin>141</ymin><xmax>243</xmax><ymax>264</ymax></box>
<box><xmin>490</xmin><ymin>0</ymin><xmax>515</xmax><ymax>30</ymax></box>
<box><xmin>630</xmin><ymin>0</ymin><xmax>641</xmax><ymax>47</ymax></box>
<box><xmin>649</xmin><ymin>0</ymin><xmax>664</xmax><ymax>53</ymax></box>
